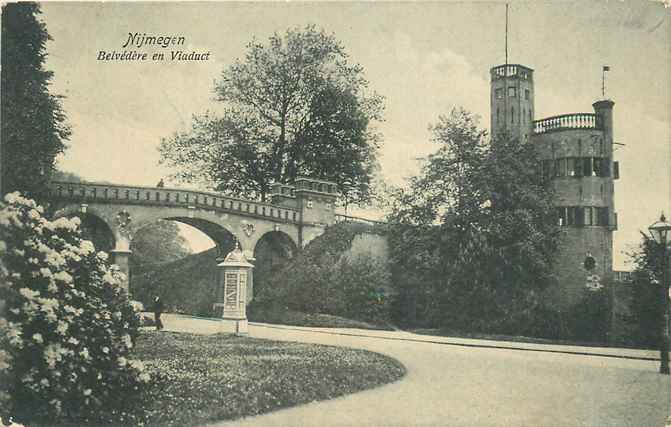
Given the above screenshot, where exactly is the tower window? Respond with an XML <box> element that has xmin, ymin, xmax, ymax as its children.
<box><xmin>566</xmin><ymin>158</ymin><xmax>576</xmax><ymax>177</ymax></box>
<box><xmin>554</xmin><ymin>158</ymin><xmax>567</xmax><ymax>177</ymax></box>
<box><xmin>497</xmin><ymin>107</ymin><xmax>500</xmax><ymax>121</ymax></box>
<box><xmin>574</xmin><ymin>157</ymin><xmax>583</xmax><ymax>177</ymax></box>
<box><xmin>508</xmin><ymin>87</ymin><xmax>517</xmax><ymax>97</ymax></box>
<box><xmin>495</xmin><ymin>88</ymin><xmax>503</xmax><ymax>99</ymax></box>
<box><xmin>595</xmin><ymin>207</ymin><xmax>609</xmax><ymax>226</ymax></box>
<box><xmin>525</xmin><ymin>89</ymin><xmax>530</xmax><ymax>100</ymax></box>
<box><xmin>511</xmin><ymin>106</ymin><xmax>515</xmax><ymax>124</ymax></box>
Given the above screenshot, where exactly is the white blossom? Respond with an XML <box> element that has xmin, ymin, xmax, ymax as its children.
<box><xmin>53</xmin><ymin>271</ymin><xmax>73</xmax><ymax>284</ymax></box>
<box><xmin>79</xmin><ymin>240</ymin><xmax>95</xmax><ymax>255</ymax></box>
<box><xmin>18</xmin><ymin>287</ymin><xmax>39</xmax><ymax>300</ymax></box>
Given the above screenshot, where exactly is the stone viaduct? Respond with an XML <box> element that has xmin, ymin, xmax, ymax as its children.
<box><xmin>47</xmin><ymin>176</ymin><xmax>343</xmax><ymax>294</ymax></box>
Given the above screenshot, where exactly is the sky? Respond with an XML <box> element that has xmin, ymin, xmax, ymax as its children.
<box><xmin>37</xmin><ymin>1</ymin><xmax>671</xmax><ymax>269</ymax></box>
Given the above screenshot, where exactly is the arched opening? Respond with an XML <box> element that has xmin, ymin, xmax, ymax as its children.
<box><xmin>129</xmin><ymin>217</ymin><xmax>238</xmax><ymax>317</ymax></box>
<box><xmin>72</xmin><ymin>213</ymin><xmax>115</xmax><ymax>253</ymax></box>
<box><xmin>253</xmin><ymin>231</ymin><xmax>298</xmax><ymax>300</ymax></box>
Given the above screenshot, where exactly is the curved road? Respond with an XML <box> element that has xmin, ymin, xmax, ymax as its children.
<box><xmin>162</xmin><ymin>314</ymin><xmax>670</xmax><ymax>427</ymax></box>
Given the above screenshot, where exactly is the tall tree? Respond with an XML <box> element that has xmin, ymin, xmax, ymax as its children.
<box><xmin>628</xmin><ymin>233</ymin><xmax>667</xmax><ymax>348</ymax></box>
<box><xmin>159</xmin><ymin>25</ymin><xmax>383</xmax><ymax>203</ymax></box>
<box><xmin>388</xmin><ymin>109</ymin><xmax>560</xmax><ymax>332</ymax></box>
<box><xmin>1</xmin><ymin>3</ymin><xmax>70</xmax><ymax>199</ymax></box>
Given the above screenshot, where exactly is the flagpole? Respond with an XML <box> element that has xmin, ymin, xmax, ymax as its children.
<box><xmin>505</xmin><ymin>3</ymin><xmax>509</xmax><ymax>66</ymax></box>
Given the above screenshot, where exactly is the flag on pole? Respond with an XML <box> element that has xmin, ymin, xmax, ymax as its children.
<box><xmin>603</xmin><ymin>66</ymin><xmax>611</xmax><ymax>71</ymax></box>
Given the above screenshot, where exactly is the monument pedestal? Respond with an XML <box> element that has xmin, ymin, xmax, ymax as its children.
<box><xmin>215</xmin><ymin>244</ymin><xmax>253</xmax><ymax>337</ymax></box>
<box><xmin>220</xmin><ymin>318</ymin><xmax>249</xmax><ymax>335</ymax></box>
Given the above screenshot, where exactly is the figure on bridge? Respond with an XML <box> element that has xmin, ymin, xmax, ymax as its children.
<box><xmin>157</xmin><ymin>178</ymin><xmax>165</xmax><ymax>188</ymax></box>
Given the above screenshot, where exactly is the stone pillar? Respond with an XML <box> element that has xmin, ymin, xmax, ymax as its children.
<box><xmin>246</xmin><ymin>256</ymin><xmax>255</xmax><ymax>304</ymax></box>
<box><xmin>110</xmin><ymin>249</ymin><xmax>132</xmax><ymax>294</ymax></box>
<box><xmin>214</xmin><ymin>245</ymin><xmax>253</xmax><ymax>336</ymax></box>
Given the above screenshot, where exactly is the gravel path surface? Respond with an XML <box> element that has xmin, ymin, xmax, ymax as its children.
<box><xmin>161</xmin><ymin>314</ymin><xmax>671</xmax><ymax>427</ymax></box>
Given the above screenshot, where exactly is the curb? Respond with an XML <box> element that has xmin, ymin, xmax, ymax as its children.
<box><xmin>249</xmin><ymin>322</ymin><xmax>661</xmax><ymax>362</ymax></box>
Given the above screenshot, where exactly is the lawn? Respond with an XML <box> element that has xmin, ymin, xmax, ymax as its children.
<box><xmin>135</xmin><ymin>330</ymin><xmax>406</xmax><ymax>426</ymax></box>
<box><xmin>248</xmin><ymin>306</ymin><xmax>395</xmax><ymax>330</ymax></box>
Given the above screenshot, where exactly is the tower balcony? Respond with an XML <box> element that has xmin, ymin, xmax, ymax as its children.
<box><xmin>532</xmin><ymin>113</ymin><xmax>603</xmax><ymax>135</ymax></box>
<box><xmin>490</xmin><ymin>64</ymin><xmax>534</xmax><ymax>80</ymax></box>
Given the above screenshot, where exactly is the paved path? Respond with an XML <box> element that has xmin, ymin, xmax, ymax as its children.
<box><xmin>160</xmin><ymin>314</ymin><xmax>671</xmax><ymax>427</ymax></box>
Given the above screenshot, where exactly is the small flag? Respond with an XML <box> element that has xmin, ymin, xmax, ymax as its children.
<box><xmin>603</xmin><ymin>66</ymin><xmax>610</xmax><ymax>71</ymax></box>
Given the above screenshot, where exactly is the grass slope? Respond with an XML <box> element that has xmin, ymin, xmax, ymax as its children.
<box><xmin>136</xmin><ymin>331</ymin><xmax>406</xmax><ymax>426</ymax></box>
<box><xmin>131</xmin><ymin>248</ymin><xmax>219</xmax><ymax>316</ymax></box>
<box><xmin>132</xmin><ymin>222</ymin><xmax>390</xmax><ymax>329</ymax></box>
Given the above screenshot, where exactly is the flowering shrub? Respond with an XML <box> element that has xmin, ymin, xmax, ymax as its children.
<box><xmin>0</xmin><ymin>193</ymin><xmax>150</xmax><ymax>425</ymax></box>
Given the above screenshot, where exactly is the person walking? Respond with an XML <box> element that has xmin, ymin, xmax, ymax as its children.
<box><xmin>153</xmin><ymin>296</ymin><xmax>164</xmax><ymax>331</ymax></box>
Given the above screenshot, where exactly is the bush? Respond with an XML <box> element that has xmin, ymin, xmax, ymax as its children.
<box><xmin>0</xmin><ymin>193</ymin><xmax>152</xmax><ymax>425</ymax></box>
<box><xmin>258</xmin><ymin>223</ymin><xmax>393</xmax><ymax>325</ymax></box>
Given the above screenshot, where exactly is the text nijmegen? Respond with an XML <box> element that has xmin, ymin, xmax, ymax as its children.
<box><xmin>122</xmin><ymin>32</ymin><xmax>185</xmax><ymax>49</ymax></box>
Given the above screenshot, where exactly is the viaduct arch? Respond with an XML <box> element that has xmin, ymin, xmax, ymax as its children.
<box><xmin>48</xmin><ymin>177</ymin><xmax>339</xmax><ymax>298</ymax></box>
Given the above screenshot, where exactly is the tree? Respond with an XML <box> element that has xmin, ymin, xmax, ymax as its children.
<box><xmin>628</xmin><ymin>233</ymin><xmax>667</xmax><ymax>348</ymax></box>
<box><xmin>1</xmin><ymin>3</ymin><xmax>70</xmax><ymax>199</ymax></box>
<box><xmin>388</xmin><ymin>108</ymin><xmax>560</xmax><ymax>333</ymax></box>
<box><xmin>159</xmin><ymin>25</ymin><xmax>384</xmax><ymax>204</ymax></box>
<box><xmin>130</xmin><ymin>220</ymin><xmax>192</xmax><ymax>271</ymax></box>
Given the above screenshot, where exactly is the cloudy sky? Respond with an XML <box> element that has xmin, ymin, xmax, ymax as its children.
<box><xmin>40</xmin><ymin>1</ymin><xmax>670</xmax><ymax>268</ymax></box>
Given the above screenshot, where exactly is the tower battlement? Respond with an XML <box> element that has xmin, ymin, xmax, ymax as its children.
<box><xmin>490</xmin><ymin>63</ymin><xmax>535</xmax><ymax>143</ymax></box>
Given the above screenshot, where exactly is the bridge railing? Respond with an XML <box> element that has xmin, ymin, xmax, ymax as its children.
<box><xmin>532</xmin><ymin>113</ymin><xmax>603</xmax><ymax>135</ymax></box>
<box><xmin>48</xmin><ymin>181</ymin><xmax>300</xmax><ymax>223</ymax></box>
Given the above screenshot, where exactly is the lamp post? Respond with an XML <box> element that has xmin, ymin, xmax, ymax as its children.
<box><xmin>648</xmin><ymin>213</ymin><xmax>671</xmax><ymax>375</ymax></box>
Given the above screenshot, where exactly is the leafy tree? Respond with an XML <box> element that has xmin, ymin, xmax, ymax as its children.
<box><xmin>51</xmin><ymin>169</ymin><xmax>84</xmax><ymax>183</ymax></box>
<box><xmin>388</xmin><ymin>108</ymin><xmax>560</xmax><ymax>333</ymax></box>
<box><xmin>628</xmin><ymin>233</ymin><xmax>667</xmax><ymax>348</ymax></box>
<box><xmin>159</xmin><ymin>25</ymin><xmax>384</xmax><ymax>204</ymax></box>
<box><xmin>1</xmin><ymin>3</ymin><xmax>70</xmax><ymax>199</ymax></box>
<box><xmin>130</xmin><ymin>220</ymin><xmax>192</xmax><ymax>271</ymax></box>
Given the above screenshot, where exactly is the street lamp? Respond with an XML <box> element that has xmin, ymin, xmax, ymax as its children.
<box><xmin>648</xmin><ymin>213</ymin><xmax>671</xmax><ymax>375</ymax></box>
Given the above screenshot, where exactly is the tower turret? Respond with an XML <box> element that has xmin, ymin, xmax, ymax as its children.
<box><xmin>490</xmin><ymin>64</ymin><xmax>535</xmax><ymax>142</ymax></box>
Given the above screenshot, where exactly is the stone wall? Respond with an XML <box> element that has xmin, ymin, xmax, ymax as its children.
<box><xmin>344</xmin><ymin>232</ymin><xmax>389</xmax><ymax>262</ymax></box>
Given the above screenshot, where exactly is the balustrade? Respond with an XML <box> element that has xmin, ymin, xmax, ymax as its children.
<box><xmin>533</xmin><ymin>113</ymin><xmax>602</xmax><ymax>134</ymax></box>
<box><xmin>48</xmin><ymin>181</ymin><xmax>300</xmax><ymax>223</ymax></box>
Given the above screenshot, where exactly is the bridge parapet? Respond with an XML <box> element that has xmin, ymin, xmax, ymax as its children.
<box><xmin>48</xmin><ymin>181</ymin><xmax>300</xmax><ymax>224</ymax></box>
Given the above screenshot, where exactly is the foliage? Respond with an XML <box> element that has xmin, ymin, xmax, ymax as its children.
<box><xmin>255</xmin><ymin>222</ymin><xmax>392</xmax><ymax>325</ymax></box>
<box><xmin>0</xmin><ymin>193</ymin><xmax>151</xmax><ymax>425</ymax></box>
<box><xmin>159</xmin><ymin>25</ymin><xmax>384</xmax><ymax>204</ymax></box>
<box><xmin>252</xmin><ymin>232</ymin><xmax>297</xmax><ymax>300</ymax></box>
<box><xmin>130</xmin><ymin>220</ymin><xmax>192</xmax><ymax>270</ymax></box>
<box><xmin>1</xmin><ymin>3</ymin><xmax>70</xmax><ymax>199</ymax></box>
<box><xmin>131</xmin><ymin>248</ymin><xmax>219</xmax><ymax>317</ymax></box>
<box><xmin>135</xmin><ymin>330</ymin><xmax>405</xmax><ymax>426</ymax></box>
<box><xmin>564</xmin><ymin>285</ymin><xmax>612</xmax><ymax>343</ymax></box>
<box><xmin>626</xmin><ymin>233</ymin><xmax>667</xmax><ymax>348</ymax></box>
<box><xmin>387</xmin><ymin>108</ymin><xmax>560</xmax><ymax>334</ymax></box>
